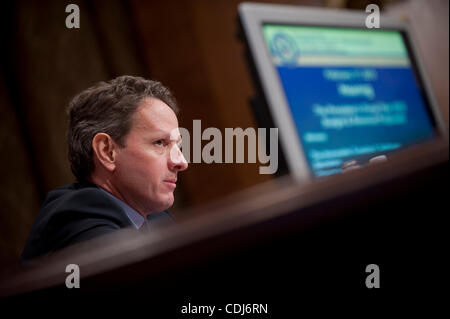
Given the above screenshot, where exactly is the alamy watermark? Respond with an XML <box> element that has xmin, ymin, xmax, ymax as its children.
<box><xmin>365</xmin><ymin>4</ymin><xmax>380</xmax><ymax>29</ymax></box>
<box><xmin>168</xmin><ymin>120</ymin><xmax>279</xmax><ymax>174</ymax></box>
<box><xmin>365</xmin><ymin>263</ymin><xmax>380</xmax><ymax>288</ymax></box>
<box><xmin>65</xmin><ymin>263</ymin><xmax>80</xmax><ymax>288</ymax></box>
<box><xmin>65</xmin><ymin>4</ymin><xmax>80</xmax><ymax>29</ymax></box>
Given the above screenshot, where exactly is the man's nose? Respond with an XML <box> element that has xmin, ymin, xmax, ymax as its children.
<box><xmin>169</xmin><ymin>144</ymin><xmax>188</xmax><ymax>171</ymax></box>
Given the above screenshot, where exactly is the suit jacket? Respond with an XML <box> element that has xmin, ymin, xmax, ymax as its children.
<box><xmin>20</xmin><ymin>182</ymin><xmax>169</xmax><ymax>264</ymax></box>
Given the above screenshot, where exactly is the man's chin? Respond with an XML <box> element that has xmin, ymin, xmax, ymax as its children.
<box><xmin>154</xmin><ymin>194</ymin><xmax>174</xmax><ymax>212</ymax></box>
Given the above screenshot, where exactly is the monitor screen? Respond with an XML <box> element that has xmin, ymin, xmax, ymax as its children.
<box><xmin>262</xmin><ymin>25</ymin><xmax>436</xmax><ymax>177</ymax></box>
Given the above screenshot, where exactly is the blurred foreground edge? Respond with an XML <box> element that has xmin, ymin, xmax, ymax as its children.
<box><xmin>0</xmin><ymin>138</ymin><xmax>448</xmax><ymax>306</ymax></box>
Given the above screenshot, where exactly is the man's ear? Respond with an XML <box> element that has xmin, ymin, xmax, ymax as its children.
<box><xmin>92</xmin><ymin>133</ymin><xmax>117</xmax><ymax>172</ymax></box>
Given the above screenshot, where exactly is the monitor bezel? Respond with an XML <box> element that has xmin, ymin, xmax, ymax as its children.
<box><xmin>239</xmin><ymin>2</ymin><xmax>447</xmax><ymax>182</ymax></box>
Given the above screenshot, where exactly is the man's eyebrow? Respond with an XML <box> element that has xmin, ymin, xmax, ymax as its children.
<box><xmin>148</xmin><ymin>130</ymin><xmax>182</xmax><ymax>141</ymax></box>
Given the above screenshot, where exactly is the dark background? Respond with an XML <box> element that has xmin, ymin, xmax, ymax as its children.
<box><xmin>0</xmin><ymin>0</ymin><xmax>448</xmax><ymax>268</ymax></box>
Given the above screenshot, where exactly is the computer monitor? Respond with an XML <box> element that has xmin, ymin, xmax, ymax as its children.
<box><xmin>239</xmin><ymin>3</ymin><xmax>447</xmax><ymax>181</ymax></box>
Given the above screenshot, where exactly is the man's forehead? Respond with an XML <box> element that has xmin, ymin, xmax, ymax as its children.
<box><xmin>133</xmin><ymin>98</ymin><xmax>179</xmax><ymax>132</ymax></box>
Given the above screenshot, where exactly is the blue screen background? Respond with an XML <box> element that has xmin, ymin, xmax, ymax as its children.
<box><xmin>277</xmin><ymin>65</ymin><xmax>435</xmax><ymax>176</ymax></box>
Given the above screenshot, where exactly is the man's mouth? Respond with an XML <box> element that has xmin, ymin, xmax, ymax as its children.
<box><xmin>163</xmin><ymin>178</ymin><xmax>177</xmax><ymax>189</ymax></box>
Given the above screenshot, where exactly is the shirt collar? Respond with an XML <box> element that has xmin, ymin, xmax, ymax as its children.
<box><xmin>97</xmin><ymin>187</ymin><xmax>145</xmax><ymax>229</ymax></box>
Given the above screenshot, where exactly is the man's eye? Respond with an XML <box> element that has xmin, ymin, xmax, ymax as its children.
<box><xmin>155</xmin><ymin>140</ymin><xmax>165</xmax><ymax>146</ymax></box>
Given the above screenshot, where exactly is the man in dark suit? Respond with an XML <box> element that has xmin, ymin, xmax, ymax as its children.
<box><xmin>21</xmin><ymin>76</ymin><xmax>188</xmax><ymax>263</ymax></box>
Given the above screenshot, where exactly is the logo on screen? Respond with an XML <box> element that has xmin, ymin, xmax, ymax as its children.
<box><xmin>272</xmin><ymin>33</ymin><xmax>299</xmax><ymax>64</ymax></box>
